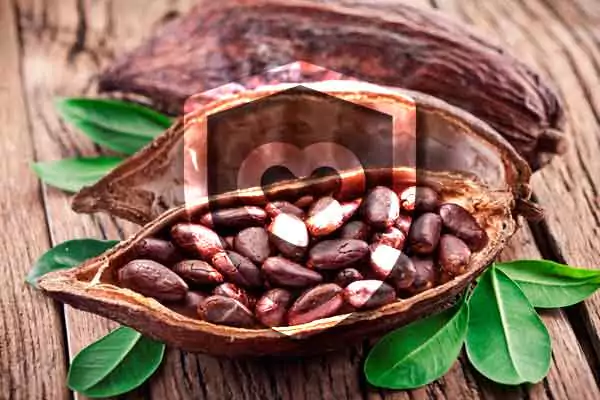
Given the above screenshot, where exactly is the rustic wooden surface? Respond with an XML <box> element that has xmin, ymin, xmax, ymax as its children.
<box><xmin>1</xmin><ymin>0</ymin><xmax>599</xmax><ymax>399</ymax></box>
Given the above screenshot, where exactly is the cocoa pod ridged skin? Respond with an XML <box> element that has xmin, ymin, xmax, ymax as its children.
<box><xmin>307</xmin><ymin>239</ymin><xmax>369</xmax><ymax>270</ymax></box>
<box><xmin>213</xmin><ymin>282</ymin><xmax>256</xmax><ymax>310</ymax></box>
<box><xmin>199</xmin><ymin>206</ymin><xmax>267</xmax><ymax>230</ymax></box>
<box><xmin>405</xmin><ymin>258</ymin><xmax>438</xmax><ymax>295</ymax></box>
<box><xmin>268</xmin><ymin>213</ymin><xmax>309</xmax><ymax>260</ymax></box>
<box><xmin>171</xmin><ymin>223</ymin><xmax>224</xmax><ymax>261</ymax></box>
<box><xmin>287</xmin><ymin>284</ymin><xmax>344</xmax><ymax>326</ymax></box>
<box><xmin>118</xmin><ymin>259</ymin><xmax>188</xmax><ymax>301</ymax></box>
<box><xmin>339</xmin><ymin>220</ymin><xmax>371</xmax><ymax>241</ymax></box>
<box><xmin>399</xmin><ymin>186</ymin><xmax>440</xmax><ymax>213</ymax></box>
<box><xmin>363</xmin><ymin>186</ymin><xmax>400</xmax><ymax>229</ymax></box>
<box><xmin>234</xmin><ymin>227</ymin><xmax>272</xmax><ymax>265</ymax></box>
<box><xmin>438</xmin><ymin>234</ymin><xmax>472</xmax><ymax>276</ymax></box>
<box><xmin>438</xmin><ymin>203</ymin><xmax>488</xmax><ymax>251</ymax></box>
<box><xmin>334</xmin><ymin>268</ymin><xmax>364</xmax><ymax>288</ymax></box>
<box><xmin>255</xmin><ymin>288</ymin><xmax>293</xmax><ymax>327</ymax></box>
<box><xmin>131</xmin><ymin>238</ymin><xmax>181</xmax><ymax>265</ymax></box>
<box><xmin>265</xmin><ymin>201</ymin><xmax>305</xmax><ymax>219</ymax></box>
<box><xmin>198</xmin><ymin>295</ymin><xmax>256</xmax><ymax>328</ymax></box>
<box><xmin>98</xmin><ymin>0</ymin><xmax>564</xmax><ymax>169</ymax></box>
<box><xmin>408</xmin><ymin>212</ymin><xmax>442</xmax><ymax>254</ymax></box>
<box><xmin>262</xmin><ymin>257</ymin><xmax>323</xmax><ymax>288</ymax></box>
<box><xmin>369</xmin><ymin>244</ymin><xmax>416</xmax><ymax>289</ymax></box>
<box><xmin>171</xmin><ymin>260</ymin><xmax>224</xmax><ymax>285</ymax></box>
<box><xmin>211</xmin><ymin>251</ymin><xmax>263</xmax><ymax>288</ymax></box>
<box><xmin>343</xmin><ymin>280</ymin><xmax>396</xmax><ymax>309</ymax></box>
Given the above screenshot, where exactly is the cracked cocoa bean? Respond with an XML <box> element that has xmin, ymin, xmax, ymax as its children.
<box><xmin>287</xmin><ymin>284</ymin><xmax>344</xmax><ymax>326</ymax></box>
<box><xmin>369</xmin><ymin>244</ymin><xmax>415</xmax><ymax>289</ymax></box>
<box><xmin>334</xmin><ymin>268</ymin><xmax>364</xmax><ymax>288</ymax></box>
<box><xmin>268</xmin><ymin>213</ymin><xmax>309</xmax><ymax>260</ymax></box>
<box><xmin>399</xmin><ymin>186</ymin><xmax>440</xmax><ymax>213</ymax></box>
<box><xmin>234</xmin><ymin>227</ymin><xmax>272</xmax><ymax>264</ymax></box>
<box><xmin>343</xmin><ymin>280</ymin><xmax>396</xmax><ymax>309</ymax></box>
<box><xmin>395</xmin><ymin>214</ymin><xmax>412</xmax><ymax>236</ymax></box>
<box><xmin>438</xmin><ymin>234</ymin><xmax>471</xmax><ymax>275</ymax></box>
<box><xmin>405</xmin><ymin>258</ymin><xmax>437</xmax><ymax>295</ymax></box>
<box><xmin>199</xmin><ymin>206</ymin><xmax>267</xmax><ymax>230</ymax></box>
<box><xmin>362</xmin><ymin>186</ymin><xmax>400</xmax><ymax>229</ymax></box>
<box><xmin>339</xmin><ymin>220</ymin><xmax>371</xmax><ymax>241</ymax></box>
<box><xmin>262</xmin><ymin>257</ymin><xmax>323</xmax><ymax>288</ymax></box>
<box><xmin>119</xmin><ymin>259</ymin><xmax>188</xmax><ymax>301</ymax></box>
<box><xmin>167</xmin><ymin>291</ymin><xmax>207</xmax><ymax>319</ymax></box>
<box><xmin>171</xmin><ymin>223</ymin><xmax>225</xmax><ymax>261</ymax></box>
<box><xmin>307</xmin><ymin>239</ymin><xmax>369</xmax><ymax>270</ymax></box>
<box><xmin>171</xmin><ymin>260</ymin><xmax>224</xmax><ymax>285</ymax></box>
<box><xmin>372</xmin><ymin>227</ymin><xmax>405</xmax><ymax>250</ymax></box>
<box><xmin>265</xmin><ymin>201</ymin><xmax>304</xmax><ymax>219</ymax></box>
<box><xmin>213</xmin><ymin>282</ymin><xmax>255</xmax><ymax>310</ymax></box>
<box><xmin>198</xmin><ymin>295</ymin><xmax>255</xmax><ymax>328</ymax></box>
<box><xmin>439</xmin><ymin>203</ymin><xmax>488</xmax><ymax>251</ymax></box>
<box><xmin>255</xmin><ymin>288</ymin><xmax>293</xmax><ymax>327</ymax></box>
<box><xmin>408</xmin><ymin>212</ymin><xmax>442</xmax><ymax>254</ymax></box>
<box><xmin>211</xmin><ymin>251</ymin><xmax>263</xmax><ymax>288</ymax></box>
<box><xmin>131</xmin><ymin>237</ymin><xmax>181</xmax><ymax>265</ymax></box>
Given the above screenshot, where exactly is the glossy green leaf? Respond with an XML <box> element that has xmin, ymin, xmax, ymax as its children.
<box><xmin>364</xmin><ymin>298</ymin><xmax>469</xmax><ymax>389</ymax></box>
<box><xmin>466</xmin><ymin>266</ymin><xmax>551</xmax><ymax>385</ymax></box>
<box><xmin>32</xmin><ymin>156</ymin><xmax>122</xmax><ymax>192</ymax></box>
<box><xmin>68</xmin><ymin>327</ymin><xmax>165</xmax><ymax>398</ymax></box>
<box><xmin>496</xmin><ymin>260</ymin><xmax>600</xmax><ymax>308</ymax></box>
<box><xmin>27</xmin><ymin>239</ymin><xmax>118</xmax><ymax>287</ymax></box>
<box><xmin>56</xmin><ymin>98</ymin><xmax>172</xmax><ymax>155</ymax></box>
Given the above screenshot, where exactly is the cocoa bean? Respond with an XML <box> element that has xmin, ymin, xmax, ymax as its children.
<box><xmin>307</xmin><ymin>239</ymin><xmax>369</xmax><ymax>270</ymax></box>
<box><xmin>438</xmin><ymin>204</ymin><xmax>488</xmax><ymax>251</ymax></box>
<box><xmin>211</xmin><ymin>251</ymin><xmax>263</xmax><ymax>288</ymax></box>
<box><xmin>372</xmin><ymin>227</ymin><xmax>405</xmax><ymax>250</ymax></box>
<box><xmin>405</xmin><ymin>258</ymin><xmax>438</xmax><ymax>294</ymax></box>
<box><xmin>213</xmin><ymin>282</ymin><xmax>255</xmax><ymax>310</ymax></box>
<box><xmin>362</xmin><ymin>186</ymin><xmax>400</xmax><ymax>229</ymax></box>
<box><xmin>305</xmin><ymin>196</ymin><xmax>345</xmax><ymax>237</ymax></box>
<box><xmin>171</xmin><ymin>260</ymin><xmax>224</xmax><ymax>285</ymax></box>
<box><xmin>199</xmin><ymin>206</ymin><xmax>267</xmax><ymax>230</ymax></box>
<box><xmin>294</xmin><ymin>195</ymin><xmax>314</xmax><ymax>209</ymax></box>
<box><xmin>167</xmin><ymin>291</ymin><xmax>207</xmax><ymax>319</ymax></box>
<box><xmin>255</xmin><ymin>288</ymin><xmax>293</xmax><ymax>327</ymax></box>
<box><xmin>287</xmin><ymin>284</ymin><xmax>344</xmax><ymax>326</ymax></box>
<box><xmin>262</xmin><ymin>257</ymin><xmax>323</xmax><ymax>288</ymax></box>
<box><xmin>131</xmin><ymin>237</ymin><xmax>181</xmax><ymax>265</ymax></box>
<box><xmin>395</xmin><ymin>214</ymin><xmax>412</xmax><ymax>236</ymax></box>
<box><xmin>340</xmin><ymin>198</ymin><xmax>362</xmax><ymax>220</ymax></box>
<box><xmin>223</xmin><ymin>236</ymin><xmax>235</xmax><ymax>249</ymax></box>
<box><xmin>339</xmin><ymin>220</ymin><xmax>371</xmax><ymax>241</ymax></box>
<box><xmin>118</xmin><ymin>259</ymin><xmax>188</xmax><ymax>301</ymax></box>
<box><xmin>171</xmin><ymin>223</ymin><xmax>225</xmax><ymax>261</ymax></box>
<box><xmin>399</xmin><ymin>186</ymin><xmax>439</xmax><ymax>213</ymax></box>
<box><xmin>438</xmin><ymin>234</ymin><xmax>471</xmax><ymax>275</ymax></box>
<box><xmin>265</xmin><ymin>201</ymin><xmax>305</xmax><ymax>219</ymax></box>
<box><xmin>408</xmin><ymin>213</ymin><xmax>442</xmax><ymax>254</ymax></box>
<box><xmin>268</xmin><ymin>213</ymin><xmax>309</xmax><ymax>260</ymax></box>
<box><xmin>334</xmin><ymin>268</ymin><xmax>364</xmax><ymax>288</ymax></box>
<box><xmin>343</xmin><ymin>280</ymin><xmax>396</xmax><ymax>309</ymax></box>
<box><xmin>198</xmin><ymin>295</ymin><xmax>255</xmax><ymax>328</ymax></box>
<box><xmin>234</xmin><ymin>227</ymin><xmax>272</xmax><ymax>264</ymax></box>
<box><xmin>369</xmin><ymin>244</ymin><xmax>415</xmax><ymax>288</ymax></box>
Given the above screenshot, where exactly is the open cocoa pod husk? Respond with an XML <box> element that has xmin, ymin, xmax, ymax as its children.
<box><xmin>39</xmin><ymin>82</ymin><xmax>538</xmax><ymax>356</ymax></box>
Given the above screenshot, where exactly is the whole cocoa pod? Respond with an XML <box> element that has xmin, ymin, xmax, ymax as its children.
<box><xmin>171</xmin><ymin>223</ymin><xmax>224</xmax><ymax>261</ymax></box>
<box><xmin>119</xmin><ymin>259</ymin><xmax>188</xmax><ymax>301</ymax></box>
<box><xmin>198</xmin><ymin>295</ymin><xmax>255</xmax><ymax>328</ymax></box>
<box><xmin>307</xmin><ymin>239</ymin><xmax>369</xmax><ymax>270</ymax></box>
<box><xmin>255</xmin><ymin>288</ymin><xmax>293</xmax><ymax>327</ymax></box>
<box><xmin>439</xmin><ymin>204</ymin><xmax>488</xmax><ymax>251</ymax></box>
<box><xmin>287</xmin><ymin>284</ymin><xmax>344</xmax><ymax>326</ymax></box>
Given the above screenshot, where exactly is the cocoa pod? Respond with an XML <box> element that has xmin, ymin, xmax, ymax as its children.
<box><xmin>265</xmin><ymin>201</ymin><xmax>305</xmax><ymax>219</ymax></box>
<box><xmin>255</xmin><ymin>288</ymin><xmax>293</xmax><ymax>327</ymax></box>
<box><xmin>405</xmin><ymin>258</ymin><xmax>438</xmax><ymax>295</ymax></box>
<box><xmin>399</xmin><ymin>186</ymin><xmax>440</xmax><ymax>213</ymax></box>
<box><xmin>198</xmin><ymin>295</ymin><xmax>256</xmax><ymax>328</ymax></box>
<box><xmin>131</xmin><ymin>237</ymin><xmax>181</xmax><ymax>265</ymax></box>
<box><xmin>372</xmin><ymin>227</ymin><xmax>405</xmax><ymax>250</ymax></box>
<box><xmin>305</xmin><ymin>196</ymin><xmax>350</xmax><ymax>237</ymax></box>
<box><xmin>438</xmin><ymin>234</ymin><xmax>471</xmax><ymax>275</ymax></box>
<box><xmin>171</xmin><ymin>223</ymin><xmax>224</xmax><ymax>261</ymax></box>
<box><xmin>408</xmin><ymin>213</ymin><xmax>442</xmax><ymax>254</ymax></box>
<box><xmin>268</xmin><ymin>213</ymin><xmax>309</xmax><ymax>260</ymax></box>
<box><xmin>199</xmin><ymin>206</ymin><xmax>267</xmax><ymax>230</ymax></box>
<box><xmin>262</xmin><ymin>257</ymin><xmax>323</xmax><ymax>288</ymax></box>
<box><xmin>211</xmin><ymin>251</ymin><xmax>263</xmax><ymax>288</ymax></box>
<box><xmin>166</xmin><ymin>291</ymin><xmax>208</xmax><ymax>319</ymax></box>
<box><xmin>343</xmin><ymin>280</ymin><xmax>396</xmax><ymax>309</ymax></box>
<box><xmin>213</xmin><ymin>282</ymin><xmax>255</xmax><ymax>310</ymax></box>
<box><xmin>438</xmin><ymin>204</ymin><xmax>488</xmax><ymax>251</ymax></box>
<box><xmin>118</xmin><ymin>259</ymin><xmax>188</xmax><ymax>301</ymax></box>
<box><xmin>171</xmin><ymin>260</ymin><xmax>224</xmax><ymax>285</ymax></box>
<box><xmin>334</xmin><ymin>268</ymin><xmax>364</xmax><ymax>288</ymax></box>
<box><xmin>234</xmin><ymin>227</ymin><xmax>272</xmax><ymax>264</ymax></box>
<box><xmin>369</xmin><ymin>244</ymin><xmax>415</xmax><ymax>289</ymax></box>
<box><xmin>307</xmin><ymin>239</ymin><xmax>369</xmax><ymax>270</ymax></box>
<box><xmin>339</xmin><ymin>220</ymin><xmax>370</xmax><ymax>241</ymax></box>
<box><xmin>287</xmin><ymin>284</ymin><xmax>344</xmax><ymax>326</ymax></box>
<box><xmin>362</xmin><ymin>186</ymin><xmax>400</xmax><ymax>229</ymax></box>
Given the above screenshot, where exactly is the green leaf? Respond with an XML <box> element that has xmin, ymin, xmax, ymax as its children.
<box><xmin>496</xmin><ymin>260</ymin><xmax>600</xmax><ymax>308</ymax></box>
<box><xmin>27</xmin><ymin>239</ymin><xmax>118</xmax><ymax>287</ymax></box>
<box><xmin>32</xmin><ymin>156</ymin><xmax>122</xmax><ymax>192</ymax></box>
<box><xmin>364</xmin><ymin>298</ymin><xmax>469</xmax><ymax>389</ymax></box>
<box><xmin>56</xmin><ymin>98</ymin><xmax>172</xmax><ymax>155</ymax></box>
<box><xmin>68</xmin><ymin>326</ymin><xmax>165</xmax><ymax>398</ymax></box>
<box><xmin>466</xmin><ymin>266</ymin><xmax>551</xmax><ymax>385</ymax></box>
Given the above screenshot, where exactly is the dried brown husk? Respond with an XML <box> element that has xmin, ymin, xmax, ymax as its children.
<box><xmin>97</xmin><ymin>0</ymin><xmax>565</xmax><ymax>169</ymax></box>
<box><xmin>38</xmin><ymin>83</ymin><xmax>538</xmax><ymax>356</ymax></box>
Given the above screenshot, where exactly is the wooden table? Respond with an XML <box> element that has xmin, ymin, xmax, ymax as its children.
<box><xmin>1</xmin><ymin>0</ymin><xmax>599</xmax><ymax>399</ymax></box>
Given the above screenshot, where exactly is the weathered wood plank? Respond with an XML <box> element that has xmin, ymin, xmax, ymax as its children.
<box><xmin>0</xmin><ymin>0</ymin><xmax>69</xmax><ymax>399</ymax></box>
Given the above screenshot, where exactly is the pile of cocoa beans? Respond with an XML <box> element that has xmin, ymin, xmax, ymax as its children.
<box><xmin>117</xmin><ymin>185</ymin><xmax>488</xmax><ymax>328</ymax></box>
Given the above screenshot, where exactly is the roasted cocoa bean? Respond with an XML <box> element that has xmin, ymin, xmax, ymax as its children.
<box><xmin>131</xmin><ymin>237</ymin><xmax>181</xmax><ymax>265</ymax></box>
<box><xmin>167</xmin><ymin>291</ymin><xmax>207</xmax><ymax>319</ymax></box>
<box><xmin>395</xmin><ymin>214</ymin><xmax>412</xmax><ymax>236</ymax></box>
<box><xmin>287</xmin><ymin>284</ymin><xmax>344</xmax><ymax>326</ymax></box>
<box><xmin>438</xmin><ymin>204</ymin><xmax>488</xmax><ymax>251</ymax></box>
<box><xmin>343</xmin><ymin>280</ymin><xmax>396</xmax><ymax>309</ymax></box>
<box><xmin>372</xmin><ymin>227</ymin><xmax>405</xmax><ymax>250</ymax></box>
<box><xmin>268</xmin><ymin>213</ymin><xmax>309</xmax><ymax>259</ymax></box>
<box><xmin>262</xmin><ymin>257</ymin><xmax>323</xmax><ymax>288</ymax></box>
<box><xmin>399</xmin><ymin>186</ymin><xmax>439</xmax><ymax>213</ymax></box>
<box><xmin>199</xmin><ymin>206</ymin><xmax>267</xmax><ymax>230</ymax></box>
<box><xmin>305</xmin><ymin>196</ymin><xmax>346</xmax><ymax>237</ymax></box>
<box><xmin>339</xmin><ymin>220</ymin><xmax>371</xmax><ymax>241</ymax></box>
<box><xmin>265</xmin><ymin>201</ymin><xmax>305</xmax><ymax>219</ymax></box>
<box><xmin>171</xmin><ymin>260</ymin><xmax>224</xmax><ymax>285</ymax></box>
<box><xmin>211</xmin><ymin>251</ymin><xmax>262</xmax><ymax>288</ymax></box>
<box><xmin>362</xmin><ymin>186</ymin><xmax>400</xmax><ymax>229</ymax></box>
<box><xmin>213</xmin><ymin>282</ymin><xmax>255</xmax><ymax>309</ymax></box>
<box><xmin>118</xmin><ymin>259</ymin><xmax>188</xmax><ymax>301</ymax></box>
<box><xmin>438</xmin><ymin>234</ymin><xmax>471</xmax><ymax>275</ymax></box>
<box><xmin>255</xmin><ymin>288</ymin><xmax>293</xmax><ymax>327</ymax></box>
<box><xmin>408</xmin><ymin>213</ymin><xmax>442</xmax><ymax>254</ymax></box>
<box><xmin>369</xmin><ymin>244</ymin><xmax>416</xmax><ymax>288</ymax></box>
<box><xmin>334</xmin><ymin>268</ymin><xmax>364</xmax><ymax>288</ymax></box>
<box><xmin>234</xmin><ymin>227</ymin><xmax>272</xmax><ymax>264</ymax></box>
<box><xmin>198</xmin><ymin>295</ymin><xmax>256</xmax><ymax>328</ymax></box>
<box><xmin>307</xmin><ymin>239</ymin><xmax>369</xmax><ymax>270</ymax></box>
<box><xmin>405</xmin><ymin>258</ymin><xmax>437</xmax><ymax>294</ymax></box>
<box><xmin>171</xmin><ymin>223</ymin><xmax>225</xmax><ymax>261</ymax></box>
